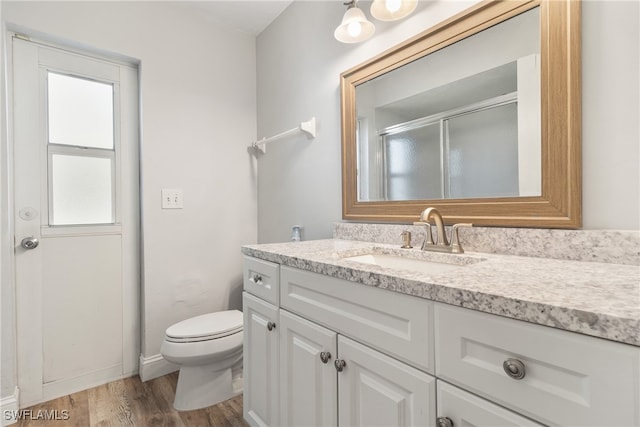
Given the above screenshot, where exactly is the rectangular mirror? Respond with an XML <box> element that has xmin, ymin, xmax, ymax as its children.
<box><xmin>341</xmin><ymin>0</ymin><xmax>581</xmax><ymax>228</ymax></box>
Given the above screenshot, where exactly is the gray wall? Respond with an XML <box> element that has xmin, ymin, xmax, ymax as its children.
<box><xmin>256</xmin><ymin>0</ymin><xmax>640</xmax><ymax>243</ymax></box>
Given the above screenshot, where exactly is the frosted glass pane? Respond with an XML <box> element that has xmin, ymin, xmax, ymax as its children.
<box><xmin>51</xmin><ymin>155</ymin><xmax>113</xmax><ymax>225</ymax></box>
<box><xmin>447</xmin><ymin>104</ymin><xmax>519</xmax><ymax>198</ymax></box>
<box><xmin>48</xmin><ymin>72</ymin><xmax>114</xmax><ymax>149</ymax></box>
<box><xmin>384</xmin><ymin>123</ymin><xmax>442</xmax><ymax>200</ymax></box>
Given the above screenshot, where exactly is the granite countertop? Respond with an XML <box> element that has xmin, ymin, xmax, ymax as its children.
<box><xmin>242</xmin><ymin>239</ymin><xmax>640</xmax><ymax>347</ymax></box>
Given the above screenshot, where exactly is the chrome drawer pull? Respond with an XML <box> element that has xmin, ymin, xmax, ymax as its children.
<box><xmin>437</xmin><ymin>417</ymin><xmax>454</xmax><ymax>427</ymax></box>
<box><xmin>334</xmin><ymin>359</ymin><xmax>346</xmax><ymax>372</ymax></box>
<box><xmin>320</xmin><ymin>351</ymin><xmax>332</xmax><ymax>364</ymax></box>
<box><xmin>503</xmin><ymin>358</ymin><xmax>526</xmax><ymax>380</ymax></box>
<box><xmin>267</xmin><ymin>321</ymin><xmax>276</xmax><ymax>331</ymax></box>
<box><xmin>252</xmin><ymin>274</ymin><xmax>263</xmax><ymax>284</ymax></box>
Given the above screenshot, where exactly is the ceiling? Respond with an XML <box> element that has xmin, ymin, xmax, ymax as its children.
<box><xmin>185</xmin><ymin>1</ymin><xmax>295</xmax><ymax>36</ymax></box>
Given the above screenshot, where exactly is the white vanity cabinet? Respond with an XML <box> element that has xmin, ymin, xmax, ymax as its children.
<box><xmin>243</xmin><ymin>257</ymin><xmax>437</xmax><ymax>427</ymax></box>
<box><xmin>242</xmin><ymin>257</ymin><xmax>280</xmax><ymax>427</ymax></box>
<box><xmin>243</xmin><ymin>255</ymin><xmax>640</xmax><ymax>427</ymax></box>
<box><xmin>278</xmin><ymin>266</ymin><xmax>437</xmax><ymax>427</ymax></box>
<box><xmin>279</xmin><ymin>309</ymin><xmax>436</xmax><ymax>427</ymax></box>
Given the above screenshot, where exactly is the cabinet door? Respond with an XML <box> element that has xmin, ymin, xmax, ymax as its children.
<box><xmin>338</xmin><ymin>335</ymin><xmax>436</xmax><ymax>427</ymax></box>
<box><xmin>243</xmin><ymin>292</ymin><xmax>279</xmax><ymax>427</ymax></box>
<box><xmin>280</xmin><ymin>310</ymin><xmax>338</xmax><ymax>427</ymax></box>
<box><xmin>437</xmin><ymin>381</ymin><xmax>544</xmax><ymax>427</ymax></box>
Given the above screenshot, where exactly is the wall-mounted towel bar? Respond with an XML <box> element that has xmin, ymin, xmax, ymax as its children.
<box><xmin>249</xmin><ymin>117</ymin><xmax>316</xmax><ymax>154</ymax></box>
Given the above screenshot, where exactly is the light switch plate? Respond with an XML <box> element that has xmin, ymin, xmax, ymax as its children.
<box><xmin>161</xmin><ymin>189</ymin><xmax>183</xmax><ymax>209</ymax></box>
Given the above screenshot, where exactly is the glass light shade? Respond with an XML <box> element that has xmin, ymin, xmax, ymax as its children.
<box><xmin>370</xmin><ymin>0</ymin><xmax>418</xmax><ymax>21</ymax></box>
<box><xmin>335</xmin><ymin>6</ymin><xmax>375</xmax><ymax>43</ymax></box>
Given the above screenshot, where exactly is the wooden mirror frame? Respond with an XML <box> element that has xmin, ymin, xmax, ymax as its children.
<box><xmin>340</xmin><ymin>0</ymin><xmax>581</xmax><ymax>228</ymax></box>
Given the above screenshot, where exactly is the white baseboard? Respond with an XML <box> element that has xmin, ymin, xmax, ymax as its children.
<box><xmin>138</xmin><ymin>353</ymin><xmax>177</xmax><ymax>382</ymax></box>
<box><xmin>1</xmin><ymin>387</ymin><xmax>19</xmax><ymax>426</ymax></box>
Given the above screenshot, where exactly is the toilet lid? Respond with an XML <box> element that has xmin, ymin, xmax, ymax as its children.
<box><xmin>165</xmin><ymin>310</ymin><xmax>243</xmax><ymax>342</ymax></box>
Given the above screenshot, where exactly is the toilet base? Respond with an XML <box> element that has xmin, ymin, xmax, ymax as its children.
<box><xmin>173</xmin><ymin>362</ymin><xmax>243</xmax><ymax>411</ymax></box>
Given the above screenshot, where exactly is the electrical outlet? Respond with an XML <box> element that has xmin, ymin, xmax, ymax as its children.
<box><xmin>161</xmin><ymin>189</ymin><xmax>183</xmax><ymax>209</ymax></box>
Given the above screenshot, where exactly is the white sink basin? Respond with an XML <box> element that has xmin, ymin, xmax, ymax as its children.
<box><xmin>342</xmin><ymin>253</ymin><xmax>468</xmax><ymax>275</ymax></box>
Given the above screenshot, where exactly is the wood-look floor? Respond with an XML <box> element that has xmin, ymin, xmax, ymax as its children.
<box><xmin>14</xmin><ymin>372</ymin><xmax>249</xmax><ymax>427</ymax></box>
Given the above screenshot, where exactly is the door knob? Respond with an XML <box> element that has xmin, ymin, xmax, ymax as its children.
<box><xmin>20</xmin><ymin>237</ymin><xmax>39</xmax><ymax>250</ymax></box>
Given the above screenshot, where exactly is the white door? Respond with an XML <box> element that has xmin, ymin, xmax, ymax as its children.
<box><xmin>338</xmin><ymin>335</ymin><xmax>436</xmax><ymax>427</ymax></box>
<box><xmin>12</xmin><ymin>36</ymin><xmax>139</xmax><ymax>406</ymax></box>
<box><xmin>243</xmin><ymin>292</ymin><xmax>280</xmax><ymax>427</ymax></box>
<box><xmin>279</xmin><ymin>310</ymin><xmax>337</xmax><ymax>427</ymax></box>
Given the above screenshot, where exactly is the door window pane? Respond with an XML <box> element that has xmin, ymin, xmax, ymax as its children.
<box><xmin>47</xmin><ymin>72</ymin><xmax>114</xmax><ymax>149</ymax></box>
<box><xmin>50</xmin><ymin>154</ymin><xmax>113</xmax><ymax>225</ymax></box>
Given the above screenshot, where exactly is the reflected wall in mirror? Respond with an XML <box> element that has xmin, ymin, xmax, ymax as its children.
<box><xmin>341</xmin><ymin>0</ymin><xmax>581</xmax><ymax>228</ymax></box>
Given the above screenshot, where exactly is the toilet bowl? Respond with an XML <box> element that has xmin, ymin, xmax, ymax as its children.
<box><xmin>160</xmin><ymin>310</ymin><xmax>243</xmax><ymax>411</ymax></box>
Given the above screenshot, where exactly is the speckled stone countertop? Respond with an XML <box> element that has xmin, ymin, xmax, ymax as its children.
<box><xmin>242</xmin><ymin>239</ymin><xmax>640</xmax><ymax>347</ymax></box>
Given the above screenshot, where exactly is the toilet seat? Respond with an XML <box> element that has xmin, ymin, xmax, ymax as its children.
<box><xmin>165</xmin><ymin>310</ymin><xmax>243</xmax><ymax>343</ymax></box>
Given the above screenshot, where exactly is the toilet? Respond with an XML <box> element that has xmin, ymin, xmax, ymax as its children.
<box><xmin>160</xmin><ymin>310</ymin><xmax>243</xmax><ymax>411</ymax></box>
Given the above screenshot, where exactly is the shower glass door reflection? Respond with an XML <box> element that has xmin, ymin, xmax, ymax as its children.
<box><xmin>380</xmin><ymin>101</ymin><xmax>519</xmax><ymax>201</ymax></box>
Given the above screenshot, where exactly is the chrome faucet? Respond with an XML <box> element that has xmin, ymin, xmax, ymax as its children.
<box><xmin>413</xmin><ymin>207</ymin><xmax>472</xmax><ymax>254</ymax></box>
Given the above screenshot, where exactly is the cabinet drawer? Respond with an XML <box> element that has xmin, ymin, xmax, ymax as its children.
<box><xmin>437</xmin><ymin>381</ymin><xmax>544</xmax><ymax>427</ymax></box>
<box><xmin>280</xmin><ymin>266</ymin><xmax>434</xmax><ymax>373</ymax></box>
<box><xmin>435</xmin><ymin>303</ymin><xmax>640</xmax><ymax>426</ymax></box>
<box><xmin>244</xmin><ymin>256</ymin><xmax>280</xmax><ymax>305</ymax></box>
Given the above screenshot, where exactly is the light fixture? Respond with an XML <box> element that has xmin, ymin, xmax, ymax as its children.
<box><xmin>370</xmin><ymin>0</ymin><xmax>418</xmax><ymax>21</ymax></box>
<box><xmin>334</xmin><ymin>0</ymin><xmax>375</xmax><ymax>44</ymax></box>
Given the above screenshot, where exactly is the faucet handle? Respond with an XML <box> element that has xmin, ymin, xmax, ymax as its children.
<box><xmin>450</xmin><ymin>223</ymin><xmax>473</xmax><ymax>254</ymax></box>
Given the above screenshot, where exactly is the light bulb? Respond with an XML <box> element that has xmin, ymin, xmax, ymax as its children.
<box><xmin>385</xmin><ymin>0</ymin><xmax>402</xmax><ymax>13</ymax></box>
<box><xmin>347</xmin><ymin>21</ymin><xmax>362</xmax><ymax>37</ymax></box>
<box><xmin>370</xmin><ymin>0</ymin><xmax>417</xmax><ymax>21</ymax></box>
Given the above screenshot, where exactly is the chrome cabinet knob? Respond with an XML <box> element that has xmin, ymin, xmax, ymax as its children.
<box><xmin>267</xmin><ymin>321</ymin><xmax>276</xmax><ymax>331</ymax></box>
<box><xmin>21</xmin><ymin>237</ymin><xmax>39</xmax><ymax>250</ymax></box>
<box><xmin>252</xmin><ymin>274</ymin><xmax>263</xmax><ymax>284</ymax></box>
<box><xmin>437</xmin><ymin>416</ymin><xmax>454</xmax><ymax>427</ymax></box>
<box><xmin>503</xmin><ymin>358</ymin><xmax>526</xmax><ymax>380</ymax></box>
<box><xmin>334</xmin><ymin>359</ymin><xmax>346</xmax><ymax>372</ymax></box>
<box><xmin>320</xmin><ymin>352</ymin><xmax>332</xmax><ymax>364</ymax></box>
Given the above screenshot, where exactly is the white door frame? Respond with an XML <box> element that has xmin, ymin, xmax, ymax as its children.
<box><xmin>3</xmin><ymin>31</ymin><xmax>141</xmax><ymax>408</ymax></box>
